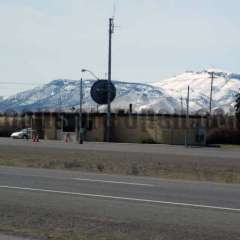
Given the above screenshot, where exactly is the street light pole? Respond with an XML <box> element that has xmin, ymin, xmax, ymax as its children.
<box><xmin>81</xmin><ymin>69</ymin><xmax>99</xmax><ymax>81</ymax></box>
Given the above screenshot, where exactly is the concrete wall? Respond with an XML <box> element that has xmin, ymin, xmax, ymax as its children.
<box><xmin>110</xmin><ymin>115</ymin><xmax>206</xmax><ymax>145</ymax></box>
<box><xmin>85</xmin><ymin>116</ymin><xmax>105</xmax><ymax>142</ymax></box>
<box><xmin>42</xmin><ymin>115</ymin><xmax>57</xmax><ymax>140</ymax></box>
<box><xmin>0</xmin><ymin>113</ymin><xmax>207</xmax><ymax>145</ymax></box>
<box><xmin>52</xmin><ymin>114</ymin><xmax>207</xmax><ymax>145</ymax></box>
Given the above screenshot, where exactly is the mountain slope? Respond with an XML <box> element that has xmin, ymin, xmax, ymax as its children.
<box><xmin>0</xmin><ymin>80</ymin><xmax>177</xmax><ymax>113</ymax></box>
<box><xmin>0</xmin><ymin>69</ymin><xmax>239</xmax><ymax>114</ymax></box>
<box><xmin>153</xmin><ymin>69</ymin><xmax>240</xmax><ymax>114</ymax></box>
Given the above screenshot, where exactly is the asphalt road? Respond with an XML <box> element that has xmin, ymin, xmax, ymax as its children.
<box><xmin>0</xmin><ymin>167</ymin><xmax>240</xmax><ymax>239</ymax></box>
<box><xmin>0</xmin><ymin>137</ymin><xmax>240</xmax><ymax>159</ymax></box>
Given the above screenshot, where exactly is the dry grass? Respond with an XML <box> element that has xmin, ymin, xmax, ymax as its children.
<box><xmin>0</xmin><ymin>196</ymin><xmax>160</xmax><ymax>240</ymax></box>
<box><xmin>0</xmin><ymin>144</ymin><xmax>240</xmax><ymax>184</ymax></box>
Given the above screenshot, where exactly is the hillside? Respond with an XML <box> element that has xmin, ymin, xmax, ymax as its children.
<box><xmin>0</xmin><ymin>69</ymin><xmax>239</xmax><ymax>114</ymax></box>
<box><xmin>152</xmin><ymin>69</ymin><xmax>240</xmax><ymax>114</ymax></box>
<box><xmin>0</xmin><ymin>79</ymin><xmax>178</xmax><ymax>113</ymax></box>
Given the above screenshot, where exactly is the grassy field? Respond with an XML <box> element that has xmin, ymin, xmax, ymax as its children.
<box><xmin>0</xmin><ymin>192</ymin><xmax>143</xmax><ymax>240</ymax></box>
<box><xmin>221</xmin><ymin>144</ymin><xmax>240</xmax><ymax>149</ymax></box>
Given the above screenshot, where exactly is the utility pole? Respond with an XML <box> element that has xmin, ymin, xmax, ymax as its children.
<box><xmin>180</xmin><ymin>96</ymin><xmax>183</xmax><ymax>115</ymax></box>
<box><xmin>106</xmin><ymin>17</ymin><xmax>114</xmax><ymax>142</ymax></box>
<box><xmin>58</xmin><ymin>96</ymin><xmax>62</xmax><ymax>112</ymax></box>
<box><xmin>209</xmin><ymin>72</ymin><xmax>216</xmax><ymax>114</ymax></box>
<box><xmin>185</xmin><ymin>86</ymin><xmax>190</xmax><ymax>147</ymax></box>
<box><xmin>79</xmin><ymin>78</ymin><xmax>83</xmax><ymax>144</ymax></box>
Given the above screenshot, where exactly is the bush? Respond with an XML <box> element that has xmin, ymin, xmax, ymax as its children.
<box><xmin>141</xmin><ymin>138</ymin><xmax>158</xmax><ymax>144</ymax></box>
<box><xmin>64</xmin><ymin>160</ymin><xmax>81</xmax><ymax>169</ymax></box>
<box><xmin>131</xmin><ymin>164</ymin><xmax>139</xmax><ymax>175</ymax></box>
<box><xmin>207</xmin><ymin>128</ymin><xmax>240</xmax><ymax>144</ymax></box>
<box><xmin>97</xmin><ymin>163</ymin><xmax>104</xmax><ymax>172</ymax></box>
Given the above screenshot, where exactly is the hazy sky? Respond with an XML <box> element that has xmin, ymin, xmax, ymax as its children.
<box><xmin>0</xmin><ymin>0</ymin><xmax>240</xmax><ymax>96</ymax></box>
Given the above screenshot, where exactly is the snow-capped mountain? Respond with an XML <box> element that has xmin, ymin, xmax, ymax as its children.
<box><xmin>0</xmin><ymin>79</ymin><xmax>178</xmax><ymax>113</ymax></box>
<box><xmin>0</xmin><ymin>69</ymin><xmax>239</xmax><ymax>114</ymax></box>
<box><xmin>152</xmin><ymin>68</ymin><xmax>240</xmax><ymax>114</ymax></box>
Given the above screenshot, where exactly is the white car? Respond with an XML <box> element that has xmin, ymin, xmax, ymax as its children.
<box><xmin>11</xmin><ymin>128</ymin><xmax>32</xmax><ymax>139</ymax></box>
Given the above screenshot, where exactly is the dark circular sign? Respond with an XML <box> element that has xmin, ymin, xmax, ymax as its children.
<box><xmin>91</xmin><ymin>80</ymin><xmax>116</xmax><ymax>105</ymax></box>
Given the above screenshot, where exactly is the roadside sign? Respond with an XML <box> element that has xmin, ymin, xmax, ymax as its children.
<box><xmin>90</xmin><ymin>80</ymin><xmax>116</xmax><ymax>105</ymax></box>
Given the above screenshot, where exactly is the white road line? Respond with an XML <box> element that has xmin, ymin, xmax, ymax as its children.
<box><xmin>72</xmin><ymin>178</ymin><xmax>154</xmax><ymax>187</ymax></box>
<box><xmin>0</xmin><ymin>172</ymin><xmax>154</xmax><ymax>187</ymax></box>
<box><xmin>0</xmin><ymin>185</ymin><xmax>240</xmax><ymax>213</ymax></box>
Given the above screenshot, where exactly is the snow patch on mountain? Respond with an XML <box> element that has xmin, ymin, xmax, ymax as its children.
<box><xmin>152</xmin><ymin>69</ymin><xmax>240</xmax><ymax>114</ymax></box>
<box><xmin>0</xmin><ymin>80</ymin><xmax>175</xmax><ymax>113</ymax></box>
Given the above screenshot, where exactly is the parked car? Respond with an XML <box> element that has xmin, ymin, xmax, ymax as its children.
<box><xmin>11</xmin><ymin>128</ymin><xmax>33</xmax><ymax>139</ymax></box>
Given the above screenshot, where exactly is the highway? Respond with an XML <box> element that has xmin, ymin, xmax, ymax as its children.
<box><xmin>0</xmin><ymin>167</ymin><xmax>240</xmax><ymax>239</ymax></box>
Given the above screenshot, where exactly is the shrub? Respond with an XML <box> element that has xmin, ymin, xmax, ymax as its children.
<box><xmin>141</xmin><ymin>138</ymin><xmax>158</xmax><ymax>144</ymax></box>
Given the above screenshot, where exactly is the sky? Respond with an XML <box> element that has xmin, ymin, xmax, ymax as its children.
<box><xmin>0</xmin><ymin>0</ymin><xmax>240</xmax><ymax>97</ymax></box>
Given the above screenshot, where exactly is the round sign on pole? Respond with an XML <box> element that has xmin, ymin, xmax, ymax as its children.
<box><xmin>90</xmin><ymin>80</ymin><xmax>116</xmax><ymax>105</ymax></box>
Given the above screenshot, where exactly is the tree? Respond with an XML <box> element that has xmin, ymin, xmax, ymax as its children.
<box><xmin>235</xmin><ymin>90</ymin><xmax>240</xmax><ymax>115</ymax></box>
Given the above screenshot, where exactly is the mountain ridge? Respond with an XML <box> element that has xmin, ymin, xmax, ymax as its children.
<box><xmin>0</xmin><ymin>69</ymin><xmax>239</xmax><ymax>114</ymax></box>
